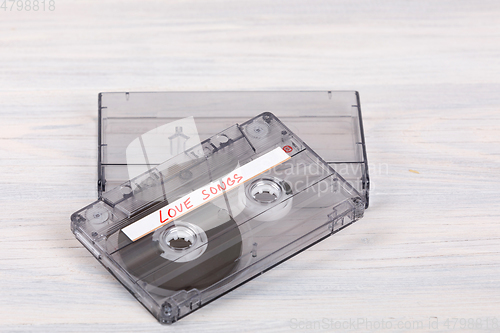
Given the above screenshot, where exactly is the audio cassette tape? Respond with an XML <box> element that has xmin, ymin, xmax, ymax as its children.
<box><xmin>71</xmin><ymin>112</ymin><xmax>366</xmax><ymax>324</ymax></box>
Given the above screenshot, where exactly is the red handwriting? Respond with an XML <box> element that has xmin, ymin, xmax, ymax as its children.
<box><xmin>159</xmin><ymin>197</ymin><xmax>192</xmax><ymax>223</ymax></box>
<box><xmin>202</xmin><ymin>173</ymin><xmax>243</xmax><ymax>200</ymax></box>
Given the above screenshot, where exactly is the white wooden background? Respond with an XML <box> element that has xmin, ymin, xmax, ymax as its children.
<box><xmin>1</xmin><ymin>1</ymin><xmax>499</xmax><ymax>332</ymax></box>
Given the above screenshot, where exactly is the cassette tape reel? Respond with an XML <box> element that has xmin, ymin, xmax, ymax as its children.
<box><xmin>71</xmin><ymin>112</ymin><xmax>365</xmax><ymax>324</ymax></box>
<box><xmin>117</xmin><ymin>203</ymin><xmax>242</xmax><ymax>293</ymax></box>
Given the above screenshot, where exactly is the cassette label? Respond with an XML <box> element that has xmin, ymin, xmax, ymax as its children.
<box><xmin>122</xmin><ymin>147</ymin><xmax>291</xmax><ymax>241</ymax></box>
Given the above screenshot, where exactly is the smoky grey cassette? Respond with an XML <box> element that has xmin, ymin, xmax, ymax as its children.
<box><xmin>71</xmin><ymin>111</ymin><xmax>366</xmax><ymax>324</ymax></box>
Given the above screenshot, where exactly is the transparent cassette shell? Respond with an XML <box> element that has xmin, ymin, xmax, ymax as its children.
<box><xmin>97</xmin><ymin>91</ymin><xmax>369</xmax><ymax>208</ymax></box>
<box><xmin>72</xmin><ymin>111</ymin><xmax>366</xmax><ymax>324</ymax></box>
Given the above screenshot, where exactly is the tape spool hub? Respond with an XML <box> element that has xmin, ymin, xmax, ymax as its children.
<box><xmin>249</xmin><ymin>178</ymin><xmax>283</xmax><ymax>204</ymax></box>
<box><xmin>244</xmin><ymin>177</ymin><xmax>293</xmax><ymax>222</ymax></box>
<box><xmin>163</xmin><ymin>226</ymin><xmax>195</xmax><ymax>250</ymax></box>
<box><xmin>154</xmin><ymin>221</ymin><xmax>209</xmax><ymax>263</ymax></box>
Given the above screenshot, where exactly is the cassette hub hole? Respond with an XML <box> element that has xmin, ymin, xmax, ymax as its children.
<box><xmin>249</xmin><ymin>179</ymin><xmax>283</xmax><ymax>204</ymax></box>
<box><xmin>168</xmin><ymin>237</ymin><xmax>192</xmax><ymax>250</ymax></box>
<box><xmin>163</xmin><ymin>226</ymin><xmax>196</xmax><ymax>251</ymax></box>
<box><xmin>246</xmin><ymin>121</ymin><xmax>270</xmax><ymax>139</ymax></box>
<box><xmin>154</xmin><ymin>221</ymin><xmax>209</xmax><ymax>262</ymax></box>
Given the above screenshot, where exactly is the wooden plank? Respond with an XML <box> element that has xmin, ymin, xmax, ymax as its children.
<box><xmin>1</xmin><ymin>0</ymin><xmax>499</xmax><ymax>331</ymax></box>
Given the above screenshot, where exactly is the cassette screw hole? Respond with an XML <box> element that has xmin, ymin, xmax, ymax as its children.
<box><xmin>179</xmin><ymin>170</ymin><xmax>193</xmax><ymax>180</ymax></box>
<box><xmin>246</xmin><ymin>121</ymin><xmax>270</xmax><ymax>139</ymax></box>
<box><xmin>144</xmin><ymin>176</ymin><xmax>155</xmax><ymax>187</ymax></box>
<box><xmin>203</xmin><ymin>146</ymin><xmax>213</xmax><ymax>156</ymax></box>
<box><xmin>120</xmin><ymin>184</ymin><xmax>132</xmax><ymax>195</ymax></box>
<box><xmin>85</xmin><ymin>206</ymin><xmax>109</xmax><ymax>224</ymax></box>
<box><xmin>252</xmin><ymin>126</ymin><xmax>264</xmax><ymax>136</ymax></box>
<box><xmin>217</xmin><ymin>135</ymin><xmax>229</xmax><ymax>143</ymax></box>
<box><xmin>252</xmin><ymin>242</ymin><xmax>258</xmax><ymax>257</ymax></box>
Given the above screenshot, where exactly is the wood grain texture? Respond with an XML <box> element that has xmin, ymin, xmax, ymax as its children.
<box><xmin>1</xmin><ymin>0</ymin><xmax>499</xmax><ymax>331</ymax></box>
